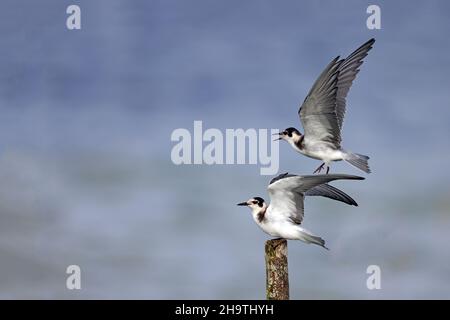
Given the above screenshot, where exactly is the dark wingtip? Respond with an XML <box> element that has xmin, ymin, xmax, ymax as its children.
<box><xmin>364</xmin><ymin>38</ymin><xmax>376</xmax><ymax>47</ymax></box>
<box><xmin>339</xmin><ymin>175</ymin><xmax>365</xmax><ymax>180</ymax></box>
<box><xmin>345</xmin><ymin>198</ymin><xmax>358</xmax><ymax>206</ymax></box>
<box><xmin>269</xmin><ymin>172</ymin><xmax>290</xmax><ymax>185</ymax></box>
<box><xmin>348</xmin><ymin>198</ymin><xmax>358</xmax><ymax>206</ymax></box>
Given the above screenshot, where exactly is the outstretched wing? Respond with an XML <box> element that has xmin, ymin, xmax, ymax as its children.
<box><xmin>267</xmin><ymin>173</ymin><xmax>364</xmax><ymax>224</ymax></box>
<box><xmin>335</xmin><ymin>38</ymin><xmax>375</xmax><ymax>129</ymax></box>
<box><xmin>267</xmin><ymin>178</ymin><xmax>305</xmax><ymax>225</ymax></box>
<box><xmin>299</xmin><ymin>39</ymin><xmax>375</xmax><ymax>146</ymax></box>
<box><xmin>299</xmin><ymin>57</ymin><xmax>343</xmax><ymax>146</ymax></box>
<box><xmin>272</xmin><ymin>173</ymin><xmax>359</xmax><ymax>206</ymax></box>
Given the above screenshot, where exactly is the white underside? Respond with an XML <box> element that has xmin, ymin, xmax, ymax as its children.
<box><xmin>253</xmin><ymin>209</ymin><xmax>320</xmax><ymax>243</ymax></box>
<box><xmin>258</xmin><ymin>220</ymin><xmax>323</xmax><ymax>246</ymax></box>
<box><xmin>259</xmin><ymin>219</ymin><xmax>301</xmax><ymax>239</ymax></box>
<box><xmin>288</xmin><ymin>139</ymin><xmax>345</xmax><ymax>164</ymax></box>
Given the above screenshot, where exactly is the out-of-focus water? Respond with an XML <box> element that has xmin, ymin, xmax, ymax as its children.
<box><xmin>0</xmin><ymin>0</ymin><xmax>450</xmax><ymax>299</ymax></box>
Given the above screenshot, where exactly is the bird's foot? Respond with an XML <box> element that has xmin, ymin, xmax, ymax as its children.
<box><xmin>326</xmin><ymin>166</ymin><xmax>330</xmax><ymax>174</ymax></box>
<box><xmin>313</xmin><ymin>163</ymin><xmax>325</xmax><ymax>174</ymax></box>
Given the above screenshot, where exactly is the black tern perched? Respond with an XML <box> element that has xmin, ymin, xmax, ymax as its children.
<box><xmin>237</xmin><ymin>173</ymin><xmax>364</xmax><ymax>249</ymax></box>
<box><xmin>275</xmin><ymin>39</ymin><xmax>375</xmax><ymax>174</ymax></box>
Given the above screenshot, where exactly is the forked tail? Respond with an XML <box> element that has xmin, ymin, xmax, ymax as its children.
<box><xmin>343</xmin><ymin>152</ymin><xmax>371</xmax><ymax>174</ymax></box>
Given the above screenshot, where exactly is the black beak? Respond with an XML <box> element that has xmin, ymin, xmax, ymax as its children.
<box><xmin>237</xmin><ymin>202</ymin><xmax>248</xmax><ymax>206</ymax></box>
<box><xmin>273</xmin><ymin>132</ymin><xmax>283</xmax><ymax>141</ymax></box>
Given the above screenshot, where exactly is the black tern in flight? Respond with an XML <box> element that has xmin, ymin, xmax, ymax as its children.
<box><xmin>237</xmin><ymin>173</ymin><xmax>364</xmax><ymax>249</ymax></box>
<box><xmin>275</xmin><ymin>39</ymin><xmax>375</xmax><ymax>174</ymax></box>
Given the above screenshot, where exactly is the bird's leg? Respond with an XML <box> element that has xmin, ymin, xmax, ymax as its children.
<box><xmin>326</xmin><ymin>166</ymin><xmax>330</xmax><ymax>174</ymax></box>
<box><xmin>313</xmin><ymin>163</ymin><xmax>325</xmax><ymax>174</ymax></box>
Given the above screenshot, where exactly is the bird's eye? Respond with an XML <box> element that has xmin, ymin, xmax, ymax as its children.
<box><xmin>252</xmin><ymin>201</ymin><xmax>258</xmax><ymax>204</ymax></box>
<box><xmin>283</xmin><ymin>131</ymin><xmax>287</xmax><ymax>135</ymax></box>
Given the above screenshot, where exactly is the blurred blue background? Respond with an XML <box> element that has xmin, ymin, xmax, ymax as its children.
<box><xmin>0</xmin><ymin>0</ymin><xmax>449</xmax><ymax>299</ymax></box>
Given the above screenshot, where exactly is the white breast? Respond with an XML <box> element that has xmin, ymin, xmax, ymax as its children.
<box><xmin>301</xmin><ymin>140</ymin><xmax>344</xmax><ymax>162</ymax></box>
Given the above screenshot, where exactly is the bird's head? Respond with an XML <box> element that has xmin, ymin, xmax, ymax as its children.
<box><xmin>274</xmin><ymin>127</ymin><xmax>302</xmax><ymax>143</ymax></box>
<box><xmin>237</xmin><ymin>197</ymin><xmax>267</xmax><ymax>213</ymax></box>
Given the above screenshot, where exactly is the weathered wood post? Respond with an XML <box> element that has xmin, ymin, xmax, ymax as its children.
<box><xmin>265</xmin><ymin>238</ymin><xmax>289</xmax><ymax>300</ymax></box>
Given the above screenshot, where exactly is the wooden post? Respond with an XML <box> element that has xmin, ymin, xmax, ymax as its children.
<box><xmin>265</xmin><ymin>238</ymin><xmax>289</xmax><ymax>300</ymax></box>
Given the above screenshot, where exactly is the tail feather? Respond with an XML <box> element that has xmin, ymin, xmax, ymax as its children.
<box><xmin>343</xmin><ymin>152</ymin><xmax>371</xmax><ymax>173</ymax></box>
<box><xmin>297</xmin><ymin>227</ymin><xmax>329</xmax><ymax>250</ymax></box>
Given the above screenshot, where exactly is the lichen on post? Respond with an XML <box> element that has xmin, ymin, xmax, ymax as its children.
<box><xmin>265</xmin><ymin>238</ymin><xmax>289</xmax><ymax>300</ymax></box>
